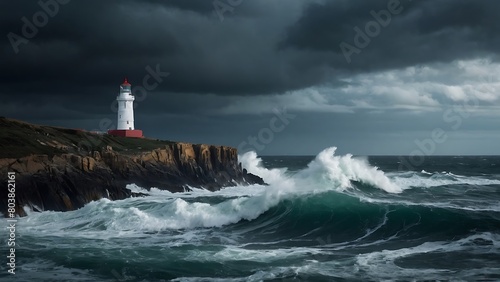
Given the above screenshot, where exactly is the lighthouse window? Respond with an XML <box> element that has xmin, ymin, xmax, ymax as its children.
<box><xmin>127</xmin><ymin>121</ymin><xmax>129</xmax><ymax>124</ymax></box>
<box><xmin>124</xmin><ymin>102</ymin><xmax>126</xmax><ymax>108</ymax></box>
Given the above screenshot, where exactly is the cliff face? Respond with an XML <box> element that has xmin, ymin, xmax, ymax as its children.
<box><xmin>0</xmin><ymin>118</ymin><xmax>264</xmax><ymax>216</ymax></box>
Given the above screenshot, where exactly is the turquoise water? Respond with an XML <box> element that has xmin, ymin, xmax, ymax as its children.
<box><xmin>2</xmin><ymin>148</ymin><xmax>500</xmax><ymax>281</ymax></box>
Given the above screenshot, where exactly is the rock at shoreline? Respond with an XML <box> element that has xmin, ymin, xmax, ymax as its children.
<box><xmin>0</xmin><ymin>118</ymin><xmax>264</xmax><ymax>217</ymax></box>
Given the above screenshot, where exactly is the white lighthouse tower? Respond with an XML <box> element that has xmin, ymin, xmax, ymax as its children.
<box><xmin>117</xmin><ymin>78</ymin><xmax>135</xmax><ymax>130</ymax></box>
<box><xmin>108</xmin><ymin>78</ymin><xmax>143</xmax><ymax>138</ymax></box>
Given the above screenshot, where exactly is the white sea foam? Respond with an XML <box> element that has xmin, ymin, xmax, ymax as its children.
<box><xmin>390</xmin><ymin>171</ymin><xmax>500</xmax><ymax>189</ymax></box>
<box><xmin>174</xmin><ymin>231</ymin><xmax>500</xmax><ymax>282</ymax></box>
<box><xmin>353</xmin><ymin>193</ymin><xmax>500</xmax><ymax>213</ymax></box>
<box><xmin>141</xmin><ymin>184</ymin><xmax>267</xmax><ymax>199</ymax></box>
<box><xmin>239</xmin><ymin>151</ymin><xmax>290</xmax><ymax>185</ymax></box>
<box><xmin>11</xmin><ymin>259</ymin><xmax>97</xmax><ymax>281</ymax></box>
<box><xmin>240</xmin><ymin>232</ymin><xmax>500</xmax><ymax>281</ymax></box>
<box><xmin>356</xmin><ymin>232</ymin><xmax>500</xmax><ymax>273</ymax></box>
<box><xmin>185</xmin><ymin>246</ymin><xmax>322</xmax><ymax>263</ymax></box>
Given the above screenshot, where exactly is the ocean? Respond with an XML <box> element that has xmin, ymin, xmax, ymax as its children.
<box><xmin>2</xmin><ymin>147</ymin><xmax>500</xmax><ymax>281</ymax></box>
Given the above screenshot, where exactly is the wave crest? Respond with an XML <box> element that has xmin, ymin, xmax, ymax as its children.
<box><xmin>295</xmin><ymin>147</ymin><xmax>402</xmax><ymax>193</ymax></box>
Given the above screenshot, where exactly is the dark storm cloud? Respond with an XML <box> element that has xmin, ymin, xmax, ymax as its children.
<box><xmin>281</xmin><ymin>0</ymin><xmax>500</xmax><ymax>72</ymax></box>
<box><xmin>2</xmin><ymin>0</ymin><xmax>500</xmax><ymax>98</ymax></box>
<box><xmin>0</xmin><ymin>0</ymin><xmax>313</xmax><ymax>98</ymax></box>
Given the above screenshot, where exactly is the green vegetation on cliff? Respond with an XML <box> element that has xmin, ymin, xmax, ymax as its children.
<box><xmin>0</xmin><ymin>117</ymin><xmax>175</xmax><ymax>159</ymax></box>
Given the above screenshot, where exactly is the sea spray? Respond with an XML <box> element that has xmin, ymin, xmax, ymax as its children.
<box><xmin>293</xmin><ymin>147</ymin><xmax>402</xmax><ymax>193</ymax></box>
<box><xmin>241</xmin><ymin>146</ymin><xmax>402</xmax><ymax>193</ymax></box>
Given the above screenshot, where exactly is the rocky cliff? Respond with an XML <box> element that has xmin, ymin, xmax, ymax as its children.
<box><xmin>0</xmin><ymin>118</ymin><xmax>264</xmax><ymax>217</ymax></box>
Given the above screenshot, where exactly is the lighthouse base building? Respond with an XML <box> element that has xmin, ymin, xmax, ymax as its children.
<box><xmin>107</xmin><ymin>129</ymin><xmax>143</xmax><ymax>138</ymax></box>
<box><xmin>107</xmin><ymin>78</ymin><xmax>144</xmax><ymax>138</ymax></box>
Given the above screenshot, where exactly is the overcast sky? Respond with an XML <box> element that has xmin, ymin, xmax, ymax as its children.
<box><xmin>1</xmin><ymin>0</ymin><xmax>500</xmax><ymax>155</ymax></box>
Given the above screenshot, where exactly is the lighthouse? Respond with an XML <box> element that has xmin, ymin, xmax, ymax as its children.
<box><xmin>107</xmin><ymin>79</ymin><xmax>144</xmax><ymax>138</ymax></box>
<box><xmin>117</xmin><ymin>78</ymin><xmax>134</xmax><ymax>130</ymax></box>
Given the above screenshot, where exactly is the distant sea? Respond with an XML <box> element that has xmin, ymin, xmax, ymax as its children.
<box><xmin>2</xmin><ymin>147</ymin><xmax>500</xmax><ymax>281</ymax></box>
